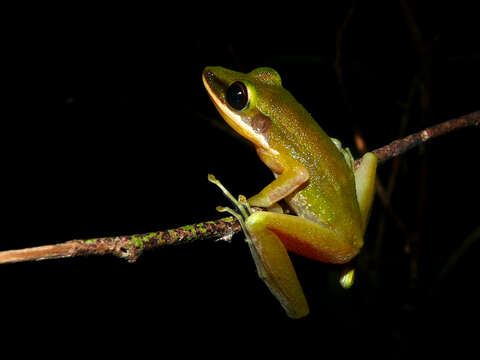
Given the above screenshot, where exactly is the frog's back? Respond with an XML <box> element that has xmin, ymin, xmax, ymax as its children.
<box><xmin>262</xmin><ymin>87</ymin><xmax>363</xmax><ymax>237</ymax></box>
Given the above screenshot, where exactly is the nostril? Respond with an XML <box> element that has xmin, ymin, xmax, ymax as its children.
<box><xmin>202</xmin><ymin>69</ymin><xmax>214</xmax><ymax>82</ymax></box>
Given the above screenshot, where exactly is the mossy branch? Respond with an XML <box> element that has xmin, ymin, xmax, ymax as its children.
<box><xmin>0</xmin><ymin>217</ymin><xmax>241</xmax><ymax>264</ymax></box>
<box><xmin>0</xmin><ymin>111</ymin><xmax>478</xmax><ymax>265</ymax></box>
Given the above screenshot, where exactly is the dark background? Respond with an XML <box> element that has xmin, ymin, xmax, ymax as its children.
<box><xmin>2</xmin><ymin>2</ymin><xmax>479</xmax><ymax>357</ymax></box>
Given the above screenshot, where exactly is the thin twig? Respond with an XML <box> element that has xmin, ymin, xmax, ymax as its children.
<box><xmin>433</xmin><ymin>226</ymin><xmax>480</xmax><ymax>285</ymax></box>
<box><xmin>363</xmin><ymin>110</ymin><xmax>480</xmax><ymax>167</ymax></box>
<box><xmin>0</xmin><ymin>111</ymin><xmax>478</xmax><ymax>265</ymax></box>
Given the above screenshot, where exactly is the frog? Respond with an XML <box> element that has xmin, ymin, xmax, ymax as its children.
<box><xmin>203</xmin><ymin>66</ymin><xmax>377</xmax><ymax>318</ymax></box>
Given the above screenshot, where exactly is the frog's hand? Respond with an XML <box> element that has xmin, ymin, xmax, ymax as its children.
<box><xmin>246</xmin><ymin>212</ymin><xmax>309</xmax><ymax>319</ymax></box>
<box><xmin>354</xmin><ymin>152</ymin><xmax>378</xmax><ymax>233</ymax></box>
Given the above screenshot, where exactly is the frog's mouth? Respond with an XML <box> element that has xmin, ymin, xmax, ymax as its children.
<box><xmin>202</xmin><ymin>68</ymin><xmax>275</xmax><ymax>153</ymax></box>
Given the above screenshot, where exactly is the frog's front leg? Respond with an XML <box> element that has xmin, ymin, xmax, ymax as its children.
<box><xmin>248</xmin><ymin>150</ymin><xmax>309</xmax><ymax>208</ymax></box>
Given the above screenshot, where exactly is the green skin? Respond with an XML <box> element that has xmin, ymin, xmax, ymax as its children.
<box><xmin>203</xmin><ymin>66</ymin><xmax>377</xmax><ymax>319</ymax></box>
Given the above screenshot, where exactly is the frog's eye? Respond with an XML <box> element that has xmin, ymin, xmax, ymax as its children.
<box><xmin>226</xmin><ymin>81</ymin><xmax>248</xmax><ymax>111</ymax></box>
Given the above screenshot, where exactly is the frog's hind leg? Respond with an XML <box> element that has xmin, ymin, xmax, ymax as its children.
<box><xmin>245</xmin><ymin>211</ymin><xmax>361</xmax><ymax>318</ymax></box>
<box><xmin>354</xmin><ymin>152</ymin><xmax>377</xmax><ymax>233</ymax></box>
<box><xmin>245</xmin><ymin>212</ymin><xmax>310</xmax><ymax>319</ymax></box>
<box><xmin>209</xmin><ymin>173</ymin><xmax>308</xmax><ymax>318</ymax></box>
<box><xmin>246</xmin><ymin>212</ymin><xmax>360</xmax><ymax>265</ymax></box>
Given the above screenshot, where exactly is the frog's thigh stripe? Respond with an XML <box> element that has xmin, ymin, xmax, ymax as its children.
<box><xmin>247</xmin><ymin>212</ymin><xmax>358</xmax><ymax>264</ymax></box>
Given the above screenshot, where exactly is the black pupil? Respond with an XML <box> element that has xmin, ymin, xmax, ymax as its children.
<box><xmin>226</xmin><ymin>82</ymin><xmax>248</xmax><ymax>110</ymax></box>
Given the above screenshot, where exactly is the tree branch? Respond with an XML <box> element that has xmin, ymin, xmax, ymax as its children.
<box><xmin>363</xmin><ymin>110</ymin><xmax>479</xmax><ymax>166</ymax></box>
<box><xmin>1</xmin><ymin>111</ymin><xmax>478</xmax><ymax>265</ymax></box>
<box><xmin>0</xmin><ymin>217</ymin><xmax>241</xmax><ymax>265</ymax></box>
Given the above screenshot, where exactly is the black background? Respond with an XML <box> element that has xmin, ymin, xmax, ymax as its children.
<box><xmin>2</xmin><ymin>3</ymin><xmax>479</xmax><ymax>357</ymax></box>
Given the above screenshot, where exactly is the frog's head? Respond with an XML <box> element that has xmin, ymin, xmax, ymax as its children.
<box><xmin>202</xmin><ymin>66</ymin><xmax>283</xmax><ymax>153</ymax></box>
